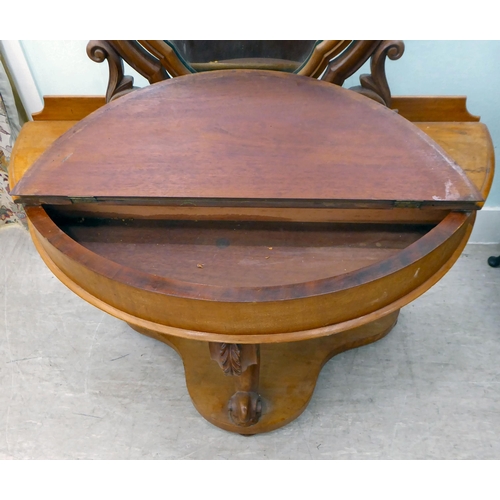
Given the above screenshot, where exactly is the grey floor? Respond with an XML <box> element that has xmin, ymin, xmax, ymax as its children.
<box><xmin>1</xmin><ymin>224</ymin><xmax>500</xmax><ymax>460</ymax></box>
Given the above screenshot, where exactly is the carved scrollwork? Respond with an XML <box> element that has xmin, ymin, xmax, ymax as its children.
<box><xmin>109</xmin><ymin>41</ymin><xmax>170</xmax><ymax>83</ymax></box>
<box><xmin>209</xmin><ymin>342</ymin><xmax>262</xmax><ymax>427</ymax></box>
<box><xmin>296</xmin><ymin>40</ymin><xmax>351</xmax><ymax>78</ymax></box>
<box><xmin>229</xmin><ymin>391</ymin><xmax>262</xmax><ymax>427</ymax></box>
<box><xmin>87</xmin><ymin>41</ymin><xmax>136</xmax><ymax>103</ymax></box>
<box><xmin>321</xmin><ymin>40</ymin><xmax>381</xmax><ymax>86</ymax></box>
<box><xmin>352</xmin><ymin>40</ymin><xmax>405</xmax><ymax>107</ymax></box>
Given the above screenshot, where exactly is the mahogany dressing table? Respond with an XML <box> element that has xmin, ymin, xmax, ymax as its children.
<box><xmin>10</xmin><ymin>53</ymin><xmax>494</xmax><ymax>434</ymax></box>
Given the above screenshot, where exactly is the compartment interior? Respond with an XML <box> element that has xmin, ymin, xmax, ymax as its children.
<box><xmin>48</xmin><ymin>208</ymin><xmax>435</xmax><ymax>288</ymax></box>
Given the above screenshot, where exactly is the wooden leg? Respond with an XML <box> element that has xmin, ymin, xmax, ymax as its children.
<box><xmin>208</xmin><ymin>343</ymin><xmax>262</xmax><ymax>427</ymax></box>
<box><xmin>129</xmin><ymin>309</ymin><xmax>399</xmax><ymax>435</ymax></box>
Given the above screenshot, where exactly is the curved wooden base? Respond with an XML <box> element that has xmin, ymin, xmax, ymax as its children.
<box><xmin>130</xmin><ymin>310</ymin><xmax>399</xmax><ymax>434</ymax></box>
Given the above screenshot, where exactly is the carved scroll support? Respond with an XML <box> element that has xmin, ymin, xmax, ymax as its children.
<box><xmin>209</xmin><ymin>342</ymin><xmax>262</xmax><ymax>427</ymax></box>
<box><xmin>350</xmin><ymin>40</ymin><xmax>405</xmax><ymax>107</ymax></box>
<box><xmin>87</xmin><ymin>41</ymin><xmax>136</xmax><ymax>103</ymax></box>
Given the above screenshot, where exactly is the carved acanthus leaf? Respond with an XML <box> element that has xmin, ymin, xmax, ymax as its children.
<box><xmin>209</xmin><ymin>342</ymin><xmax>260</xmax><ymax>376</ymax></box>
<box><xmin>219</xmin><ymin>343</ymin><xmax>242</xmax><ymax>376</ymax></box>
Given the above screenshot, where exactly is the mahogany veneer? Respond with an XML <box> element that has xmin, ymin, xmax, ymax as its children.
<box><xmin>12</xmin><ymin>71</ymin><xmax>482</xmax><ymax>213</ymax></box>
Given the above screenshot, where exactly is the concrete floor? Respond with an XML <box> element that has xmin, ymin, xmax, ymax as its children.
<box><xmin>1</xmin><ymin>224</ymin><xmax>499</xmax><ymax>459</ymax></box>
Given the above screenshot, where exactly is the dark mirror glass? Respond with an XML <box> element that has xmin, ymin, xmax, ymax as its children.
<box><xmin>166</xmin><ymin>40</ymin><xmax>318</xmax><ymax>73</ymax></box>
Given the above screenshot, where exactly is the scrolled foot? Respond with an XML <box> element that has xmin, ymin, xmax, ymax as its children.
<box><xmin>229</xmin><ymin>391</ymin><xmax>262</xmax><ymax>427</ymax></box>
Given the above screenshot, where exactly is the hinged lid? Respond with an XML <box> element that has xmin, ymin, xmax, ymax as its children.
<box><xmin>11</xmin><ymin>70</ymin><xmax>483</xmax><ymax>212</ymax></box>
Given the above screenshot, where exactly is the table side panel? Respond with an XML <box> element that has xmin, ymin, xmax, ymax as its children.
<box><xmin>28</xmin><ymin>206</ymin><xmax>472</xmax><ymax>336</ymax></box>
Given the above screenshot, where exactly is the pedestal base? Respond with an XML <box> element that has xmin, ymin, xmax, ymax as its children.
<box><xmin>130</xmin><ymin>310</ymin><xmax>399</xmax><ymax>434</ymax></box>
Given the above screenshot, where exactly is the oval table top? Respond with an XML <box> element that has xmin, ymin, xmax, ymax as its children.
<box><xmin>12</xmin><ymin>70</ymin><xmax>482</xmax><ymax>212</ymax></box>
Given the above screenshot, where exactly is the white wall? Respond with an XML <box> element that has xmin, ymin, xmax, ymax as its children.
<box><xmin>20</xmin><ymin>40</ymin><xmax>149</xmax><ymax>98</ymax></box>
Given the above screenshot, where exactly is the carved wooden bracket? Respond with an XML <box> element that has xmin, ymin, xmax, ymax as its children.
<box><xmin>109</xmin><ymin>41</ymin><xmax>170</xmax><ymax>84</ymax></box>
<box><xmin>86</xmin><ymin>41</ymin><xmax>136</xmax><ymax>103</ymax></box>
<box><xmin>209</xmin><ymin>343</ymin><xmax>262</xmax><ymax>427</ymax></box>
<box><xmin>321</xmin><ymin>40</ymin><xmax>381</xmax><ymax>85</ymax></box>
<box><xmin>87</xmin><ymin>40</ymin><xmax>170</xmax><ymax>103</ymax></box>
<box><xmin>348</xmin><ymin>40</ymin><xmax>405</xmax><ymax>107</ymax></box>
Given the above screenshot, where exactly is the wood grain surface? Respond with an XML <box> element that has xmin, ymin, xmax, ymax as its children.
<box><xmin>12</xmin><ymin>71</ymin><xmax>483</xmax><ymax>211</ymax></box>
<box><xmin>10</xmin><ymin>117</ymin><xmax>494</xmax><ymax>224</ymax></box>
<box><xmin>31</xmin><ymin>96</ymin><xmax>106</xmax><ymax>121</ymax></box>
<box><xmin>392</xmin><ymin>96</ymin><xmax>480</xmax><ymax>122</ymax></box>
<box><xmin>53</xmin><ymin>216</ymin><xmax>431</xmax><ymax>288</ymax></box>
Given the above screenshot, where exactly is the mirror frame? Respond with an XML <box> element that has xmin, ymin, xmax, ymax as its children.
<box><xmin>87</xmin><ymin>40</ymin><xmax>404</xmax><ymax>106</ymax></box>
